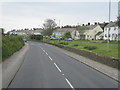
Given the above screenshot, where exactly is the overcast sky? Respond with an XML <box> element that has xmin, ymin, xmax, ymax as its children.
<box><xmin>0</xmin><ymin>0</ymin><xmax>119</xmax><ymax>32</ymax></box>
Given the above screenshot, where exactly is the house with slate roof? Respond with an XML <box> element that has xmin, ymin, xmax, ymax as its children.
<box><xmin>53</xmin><ymin>27</ymin><xmax>77</xmax><ymax>39</ymax></box>
<box><xmin>104</xmin><ymin>22</ymin><xmax>120</xmax><ymax>41</ymax></box>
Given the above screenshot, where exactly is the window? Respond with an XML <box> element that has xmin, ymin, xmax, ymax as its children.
<box><xmin>105</xmin><ymin>34</ymin><xmax>107</xmax><ymax>37</ymax></box>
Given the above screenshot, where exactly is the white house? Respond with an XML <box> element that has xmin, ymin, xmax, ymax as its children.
<box><xmin>8</xmin><ymin>28</ymin><xmax>43</xmax><ymax>36</ymax></box>
<box><xmin>84</xmin><ymin>25</ymin><xmax>104</xmax><ymax>40</ymax></box>
<box><xmin>104</xmin><ymin>22</ymin><xmax>120</xmax><ymax>41</ymax></box>
<box><xmin>53</xmin><ymin>28</ymin><xmax>76</xmax><ymax>39</ymax></box>
<box><xmin>71</xmin><ymin>30</ymin><xmax>80</xmax><ymax>40</ymax></box>
<box><xmin>9</xmin><ymin>30</ymin><xmax>26</xmax><ymax>35</ymax></box>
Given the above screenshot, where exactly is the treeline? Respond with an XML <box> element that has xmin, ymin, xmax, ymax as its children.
<box><xmin>2</xmin><ymin>36</ymin><xmax>25</xmax><ymax>61</ymax></box>
<box><xmin>30</xmin><ymin>35</ymin><xmax>43</xmax><ymax>40</ymax></box>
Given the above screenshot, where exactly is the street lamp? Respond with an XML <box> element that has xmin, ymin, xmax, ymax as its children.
<box><xmin>107</xmin><ymin>0</ymin><xmax>111</xmax><ymax>51</ymax></box>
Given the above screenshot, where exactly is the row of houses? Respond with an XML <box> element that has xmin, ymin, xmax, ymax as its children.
<box><xmin>8</xmin><ymin>21</ymin><xmax>119</xmax><ymax>41</ymax></box>
<box><xmin>53</xmin><ymin>21</ymin><xmax>120</xmax><ymax>41</ymax></box>
<box><xmin>8</xmin><ymin>28</ymin><xmax>43</xmax><ymax>36</ymax></box>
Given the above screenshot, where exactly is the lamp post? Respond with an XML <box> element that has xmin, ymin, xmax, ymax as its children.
<box><xmin>107</xmin><ymin>0</ymin><xmax>111</xmax><ymax>51</ymax></box>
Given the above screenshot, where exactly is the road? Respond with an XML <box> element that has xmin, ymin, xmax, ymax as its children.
<box><xmin>8</xmin><ymin>41</ymin><xmax>118</xmax><ymax>88</ymax></box>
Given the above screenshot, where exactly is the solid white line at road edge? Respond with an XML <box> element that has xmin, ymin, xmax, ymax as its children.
<box><xmin>65</xmin><ymin>78</ymin><xmax>74</xmax><ymax>89</ymax></box>
<box><xmin>54</xmin><ymin>63</ymin><xmax>61</xmax><ymax>72</ymax></box>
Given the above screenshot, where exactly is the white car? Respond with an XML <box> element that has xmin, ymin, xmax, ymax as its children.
<box><xmin>65</xmin><ymin>38</ymin><xmax>73</xmax><ymax>41</ymax></box>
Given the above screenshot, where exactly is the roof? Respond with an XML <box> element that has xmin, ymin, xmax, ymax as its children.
<box><xmin>96</xmin><ymin>32</ymin><xmax>103</xmax><ymax>36</ymax></box>
<box><xmin>105</xmin><ymin>22</ymin><xmax>118</xmax><ymax>28</ymax></box>
<box><xmin>85</xmin><ymin>25</ymin><xmax>97</xmax><ymax>30</ymax></box>
<box><xmin>54</xmin><ymin>28</ymin><xmax>76</xmax><ymax>33</ymax></box>
<box><xmin>77</xmin><ymin>25</ymin><xmax>97</xmax><ymax>34</ymax></box>
<box><xmin>99</xmin><ymin>23</ymin><xmax>108</xmax><ymax>29</ymax></box>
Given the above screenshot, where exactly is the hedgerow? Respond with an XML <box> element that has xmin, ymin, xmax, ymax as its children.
<box><xmin>2</xmin><ymin>36</ymin><xmax>25</xmax><ymax>61</ymax></box>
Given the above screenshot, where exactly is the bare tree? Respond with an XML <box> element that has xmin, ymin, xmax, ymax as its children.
<box><xmin>43</xmin><ymin>19</ymin><xmax>57</xmax><ymax>30</ymax></box>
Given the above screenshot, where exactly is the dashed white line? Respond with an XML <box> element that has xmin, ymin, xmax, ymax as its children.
<box><xmin>48</xmin><ymin>56</ymin><xmax>53</xmax><ymax>61</ymax></box>
<box><xmin>65</xmin><ymin>78</ymin><xmax>74</xmax><ymax>89</ymax></box>
<box><xmin>54</xmin><ymin>63</ymin><xmax>61</xmax><ymax>72</ymax></box>
<box><xmin>39</xmin><ymin>46</ymin><xmax>74</xmax><ymax>89</ymax></box>
<box><xmin>43</xmin><ymin>50</ymin><xmax>45</xmax><ymax>52</ymax></box>
<box><xmin>46</xmin><ymin>52</ymin><xmax>48</xmax><ymax>55</ymax></box>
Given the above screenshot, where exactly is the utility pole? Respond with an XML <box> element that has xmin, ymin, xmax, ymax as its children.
<box><xmin>59</xmin><ymin>20</ymin><xmax>60</xmax><ymax>28</ymax></box>
<box><xmin>107</xmin><ymin>0</ymin><xmax>111</xmax><ymax>51</ymax></box>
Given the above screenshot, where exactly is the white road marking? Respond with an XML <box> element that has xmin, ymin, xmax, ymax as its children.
<box><xmin>54</xmin><ymin>63</ymin><xmax>61</xmax><ymax>72</ymax></box>
<box><xmin>49</xmin><ymin>56</ymin><xmax>53</xmax><ymax>61</ymax></box>
<box><xmin>40</xmin><ymin>47</ymin><xmax>43</xmax><ymax>50</ymax></box>
<box><xmin>46</xmin><ymin>52</ymin><xmax>48</xmax><ymax>55</ymax></box>
<box><xmin>65</xmin><ymin>78</ymin><xmax>74</xmax><ymax>89</ymax></box>
<box><xmin>43</xmin><ymin>50</ymin><xmax>45</xmax><ymax>52</ymax></box>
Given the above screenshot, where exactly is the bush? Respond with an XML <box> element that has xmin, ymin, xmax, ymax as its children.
<box><xmin>30</xmin><ymin>35</ymin><xmax>43</xmax><ymax>41</ymax></box>
<box><xmin>2</xmin><ymin>36</ymin><xmax>25</xmax><ymax>61</ymax></box>
<box><xmin>73</xmin><ymin>44</ymin><xmax>79</xmax><ymax>46</ymax></box>
<box><xmin>63</xmin><ymin>42</ymin><xmax>68</xmax><ymax>45</ymax></box>
<box><xmin>84</xmin><ymin>46</ymin><xmax>97</xmax><ymax>50</ymax></box>
<box><xmin>58</xmin><ymin>42</ymin><xmax>64</xmax><ymax>44</ymax></box>
<box><xmin>58</xmin><ymin>42</ymin><xmax>68</xmax><ymax>45</ymax></box>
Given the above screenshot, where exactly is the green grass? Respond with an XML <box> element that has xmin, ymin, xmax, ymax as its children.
<box><xmin>42</xmin><ymin>38</ymin><xmax>119</xmax><ymax>58</ymax></box>
<box><xmin>2</xmin><ymin>36</ymin><xmax>25</xmax><ymax>61</ymax></box>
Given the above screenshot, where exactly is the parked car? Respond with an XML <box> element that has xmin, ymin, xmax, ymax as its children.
<box><xmin>50</xmin><ymin>37</ymin><xmax>58</xmax><ymax>40</ymax></box>
<box><xmin>23</xmin><ymin>39</ymin><xmax>27</xmax><ymax>42</ymax></box>
<box><xmin>65</xmin><ymin>38</ymin><xmax>73</xmax><ymax>41</ymax></box>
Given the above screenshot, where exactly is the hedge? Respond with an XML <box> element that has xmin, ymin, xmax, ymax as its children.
<box><xmin>2</xmin><ymin>36</ymin><xmax>25</xmax><ymax>61</ymax></box>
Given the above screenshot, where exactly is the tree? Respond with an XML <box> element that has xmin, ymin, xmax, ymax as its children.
<box><xmin>41</xmin><ymin>29</ymin><xmax>53</xmax><ymax>36</ymax></box>
<box><xmin>76</xmin><ymin>25</ymin><xmax>85</xmax><ymax>30</ymax></box>
<box><xmin>30</xmin><ymin>35</ymin><xmax>43</xmax><ymax>41</ymax></box>
<box><xmin>42</xmin><ymin>19</ymin><xmax>57</xmax><ymax>36</ymax></box>
<box><xmin>43</xmin><ymin>19</ymin><xmax>57</xmax><ymax>30</ymax></box>
<box><xmin>64</xmin><ymin>32</ymin><xmax>71</xmax><ymax>38</ymax></box>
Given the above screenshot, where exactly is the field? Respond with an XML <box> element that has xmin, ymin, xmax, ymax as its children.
<box><xmin>43</xmin><ymin>38</ymin><xmax>119</xmax><ymax>58</ymax></box>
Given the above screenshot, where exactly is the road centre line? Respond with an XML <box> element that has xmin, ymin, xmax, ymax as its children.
<box><xmin>39</xmin><ymin>46</ymin><xmax>74</xmax><ymax>89</ymax></box>
<box><xmin>54</xmin><ymin>63</ymin><xmax>62</xmax><ymax>72</ymax></box>
<box><xmin>48</xmin><ymin>56</ymin><xmax>53</xmax><ymax>61</ymax></box>
<box><xmin>65</xmin><ymin>78</ymin><xmax>74</xmax><ymax>89</ymax></box>
<box><xmin>43</xmin><ymin>49</ymin><xmax>45</xmax><ymax>52</ymax></box>
<box><xmin>46</xmin><ymin>52</ymin><xmax>48</xmax><ymax>55</ymax></box>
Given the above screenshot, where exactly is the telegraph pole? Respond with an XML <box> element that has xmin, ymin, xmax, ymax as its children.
<box><xmin>107</xmin><ymin>0</ymin><xmax>111</xmax><ymax>51</ymax></box>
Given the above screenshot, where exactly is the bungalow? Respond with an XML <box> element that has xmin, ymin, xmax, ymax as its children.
<box><xmin>53</xmin><ymin>28</ymin><xmax>77</xmax><ymax>39</ymax></box>
<box><xmin>104</xmin><ymin>22</ymin><xmax>120</xmax><ymax>41</ymax></box>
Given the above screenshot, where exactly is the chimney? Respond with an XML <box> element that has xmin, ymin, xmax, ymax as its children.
<box><xmin>88</xmin><ymin>22</ymin><xmax>90</xmax><ymax>25</ymax></box>
<box><xmin>94</xmin><ymin>22</ymin><xmax>97</xmax><ymax>25</ymax></box>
